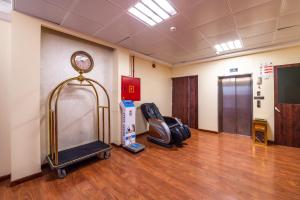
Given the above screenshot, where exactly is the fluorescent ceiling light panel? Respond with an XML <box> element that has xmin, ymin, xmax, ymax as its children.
<box><xmin>135</xmin><ymin>2</ymin><xmax>162</xmax><ymax>23</ymax></box>
<box><xmin>214</xmin><ymin>39</ymin><xmax>243</xmax><ymax>54</ymax></box>
<box><xmin>142</xmin><ymin>0</ymin><xmax>170</xmax><ymax>19</ymax></box>
<box><xmin>153</xmin><ymin>0</ymin><xmax>177</xmax><ymax>15</ymax></box>
<box><xmin>221</xmin><ymin>43</ymin><xmax>229</xmax><ymax>51</ymax></box>
<box><xmin>227</xmin><ymin>41</ymin><xmax>235</xmax><ymax>50</ymax></box>
<box><xmin>128</xmin><ymin>0</ymin><xmax>177</xmax><ymax>26</ymax></box>
<box><xmin>128</xmin><ymin>7</ymin><xmax>156</xmax><ymax>26</ymax></box>
<box><xmin>234</xmin><ymin>40</ymin><xmax>243</xmax><ymax>48</ymax></box>
<box><xmin>214</xmin><ymin>44</ymin><xmax>223</xmax><ymax>52</ymax></box>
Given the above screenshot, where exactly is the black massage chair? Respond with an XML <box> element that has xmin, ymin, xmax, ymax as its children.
<box><xmin>141</xmin><ymin>103</ymin><xmax>191</xmax><ymax>147</ymax></box>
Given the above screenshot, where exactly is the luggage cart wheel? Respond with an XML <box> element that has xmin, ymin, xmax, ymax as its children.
<box><xmin>104</xmin><ymin>151</ymin><xmax>111</xmax><ymax>159</ymax></box>
<box><xmin>57</xmin><ymin>168</ymin><xmax>67</xmax><ymax>178</ymax></box>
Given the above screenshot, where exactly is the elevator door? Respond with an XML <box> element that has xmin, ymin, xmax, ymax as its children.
<box><xmin>219</xmin><ymin>75</ymin><xmax>252</xmax><ymax>135</ymax></box>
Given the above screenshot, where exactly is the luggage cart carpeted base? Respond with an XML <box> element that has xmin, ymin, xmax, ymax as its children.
<box><xmin>47</xmin><ymin>141</ymin><xmax>112</xmax><ymax>178</ymax></box>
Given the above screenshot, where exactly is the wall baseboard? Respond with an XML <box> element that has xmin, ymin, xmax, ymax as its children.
<box><xmin>10</xmin><ymin>172</ymin><xmax>43</xmax><ymax>187</ymax></box>
<box><xmin>0</xmin><ymin>174</ymin><xmax>10</xmax><ymax>182</ymax></box>
<box><xmin>268</xmin><ymin>140</ymin><xmax>275</xmax><ymax>145</ymax></box>
<box><xmin>197</xmin><ymin>129</ymin><xmax>219</xmax><ymax>134</ymax></box>
<box><xmin>111</xmin><ymin>143</ymin><xmax>122</xmax><ymax>147</ymax></box>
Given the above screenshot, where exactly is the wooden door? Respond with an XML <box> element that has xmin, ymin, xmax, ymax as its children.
<box><xmin>172</xmin><ymin>77</ymin><xmax>189</xmax><ymax>124</ymax></box>
<box><xmin>219</xmin><ymin>75</ymin><xmax>252</xmax><ymax>135</ymax></box>
<box><xmin>188</xmin><ymin>76</ymin><xmax>198</xmax><ymax>129</ymax></box>
<box><xmin>172</xmin><ymin>76</ymin><xmax>198</xmax><ymax>128</ymax></box>
<box><xmin>274</xmin><ymin>64</ymin><xmax>300</xmax><ymax>147</ymax></box>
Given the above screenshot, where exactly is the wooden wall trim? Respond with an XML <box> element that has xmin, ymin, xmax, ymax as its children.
<box><xmin>0</xmin><ymin>174</ymin><xmax>10</xmax><ymax>182</ymax></box>
<box><xmin>10</xmin><ymin>172</ymin><xmax>43</xmax><ymax>187</ymax></box>
<box><xmin>197</xmin><ymin>129</ymin><xmax>219</xmax><ymax>134</ymax></box>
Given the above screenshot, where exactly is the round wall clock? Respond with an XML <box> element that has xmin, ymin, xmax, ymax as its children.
<box><xmin>71</xmin><ymin>51</ymin><xmax>94</xmax><ymax>74</ymax></box>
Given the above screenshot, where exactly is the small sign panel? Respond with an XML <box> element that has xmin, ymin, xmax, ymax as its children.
<box><xmin>263</xmin><ymin>64</ymin><xmax>273</xmax><ymax>79</ymax></box>
<box><xmin>121</xmin><ymin>76</ymin><xmax>141</xmax><ymax>101</ymax></box>
<box><xmin>230</xmin><ymin>68</ymin><xmax>238</xmax><ymax>73</ymax></box>
<box><xmin>254</xmin><ymin>96</ymin><xmax>265</xmax><ymax>100</ymax></box>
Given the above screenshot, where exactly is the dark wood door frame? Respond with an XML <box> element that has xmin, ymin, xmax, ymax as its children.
<box><xmin>218</xmin><ymin>74</ymin><xmax>253</xmax><ymax>134</ymax></box>
<box><xmin>274</xmin><ymin>63</ymin><xmax>300</xmax><ymax>147</ymax></box>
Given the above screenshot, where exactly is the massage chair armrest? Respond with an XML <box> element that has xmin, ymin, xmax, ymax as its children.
<box><xmin>163</xmin><ymin>116</ymin><xmax>183</xmax><ymax>127</ymax></box>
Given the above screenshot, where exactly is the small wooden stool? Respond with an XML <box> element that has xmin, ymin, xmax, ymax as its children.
<box><xmin>252</xmin><ymin>119</ymin><xmax>268</xmax><ymax>145</ymax></box>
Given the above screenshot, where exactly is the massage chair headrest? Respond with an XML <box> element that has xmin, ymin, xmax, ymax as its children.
<box><xmin>141</xmin><ymin>103</ymin><xmax>164</xmax><ymax>121</ymax></box>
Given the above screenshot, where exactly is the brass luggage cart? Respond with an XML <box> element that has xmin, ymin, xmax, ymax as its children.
<box><xmin>47</xmin><ymin>51</ymin><xmax>112</xmax><ymax>178</ymax></box>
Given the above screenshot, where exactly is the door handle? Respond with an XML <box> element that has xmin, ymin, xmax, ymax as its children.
<box><xmin>275</xmin><ymin>106</ymin><xmax>280</xmax><ymax>113</ymax></box>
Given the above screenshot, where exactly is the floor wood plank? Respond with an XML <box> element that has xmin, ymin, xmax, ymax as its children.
<box><xmin>1</xmin><ymin>129</ymin><xmax>300</xmax><ymax>200</ymax></box>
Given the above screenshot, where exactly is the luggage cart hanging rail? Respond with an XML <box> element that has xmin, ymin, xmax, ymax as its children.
<box><xmin>47</xmin><ymin>74</ymin><xmax>111</xmax><ymax>170</ymax></box>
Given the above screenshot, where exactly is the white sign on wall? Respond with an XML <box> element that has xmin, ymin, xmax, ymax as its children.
<box><xmin>223</xmin><ymin>66</ymin><xmax>240</xmax><ymax>76</ymax></box>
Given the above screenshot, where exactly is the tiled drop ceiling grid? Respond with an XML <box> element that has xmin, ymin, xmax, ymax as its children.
<box><xmin>14</xmin><ymin>0</ymin><xmax>300</xmax><ymax>65</ymax></box>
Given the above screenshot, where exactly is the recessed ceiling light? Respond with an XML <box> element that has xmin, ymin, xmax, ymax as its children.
<box><xmin>221</xmin><ymin>43</ymin><xmax>229</xmax><ymax>51</ymax></box>
<box><xmin>214</xmin><ymin>44</ymin><xmax>223</xmax><ymax>52</ymax></box>
<box><xmin>128</xmin><ymin>7</ymin><xmax>156</xmax><ymax>26</ymax></box>
<box><xmin>227</xmin><ymin>41</ymin><xmax>235</xmax><ymax>50</ymax></box>
<box><xmin>214</xmin><ymin>39</ymin><xmax>243</xmax><ymax>54</ymax></box>
<box><xmin>135</xmin><ymin>2</ymin><xmax>162</xmax><ymax>23</ymax></box>
<box><xmin>128</xmin><ymin>0</ymin><xmax>177</xmax><ymax>26</ymax></box>
<box><xmin>142</xmin><ymin>0</ymin><xmax>170</xmax><ymax>19</ymax></box>
<box><xmin>234</xmin><ymin>40</ymin><xmax>242</xmax><ymax>48</ymax></box>
<box><xmin>153</xmin><ymin>0</ymin><xmax>177</xmax><ymax>16</ymax></box>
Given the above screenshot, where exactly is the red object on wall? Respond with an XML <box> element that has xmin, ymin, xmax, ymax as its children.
<box><xmin>121</xmin><ymin>76</ymin><xmax>141</xmax><ymax>101</ymax></box>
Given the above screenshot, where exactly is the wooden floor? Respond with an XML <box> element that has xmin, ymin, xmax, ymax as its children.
<box><xmin>1</xmin><ymin>129</ymin><xmax>300</xmax><ymax>200</ymax></box>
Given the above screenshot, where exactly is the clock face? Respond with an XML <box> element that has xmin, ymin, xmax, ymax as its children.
<box><xmin>71</xmin><ymin>51</ymin><xmax>94</xmax><ymax>73</ymax></box>
<box><xmin>75</xmin><ymin>54</ymin><xmax>91</xmax><ymax>70</ymax></box>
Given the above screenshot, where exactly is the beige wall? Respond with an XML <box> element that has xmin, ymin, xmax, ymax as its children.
<box><xmin>134</xmin><ymin>58</ymin><xmax>172</xmax><ymax>134</ymax></box>
<box><xmin>10</xmin><ymin>12</ymin><xmax>42</xmax><ymax>181</ymax></box>
<box><xmin>8</xmin><ymin>11</ymin><xmax>172</xmax><ymax>181</ymax></box>
<box><xmin>0</xmin><ymin>19</ymin><xmax>11</xmax><ymax>177</ymax></box>
<box><xmin>172</xmin><ymin>45</ymin><xmax>300</xmax><ymax>140</ymax></box>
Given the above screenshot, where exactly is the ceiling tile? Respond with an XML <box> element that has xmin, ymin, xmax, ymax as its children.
<box><xmin>228</xmin><ymin>0</ymin><xmax>271</xmax><ymax>13</ymax></box>
<box><xmin>15</xmin><ymin>0</ymin><xmax>66</xmax><ymax>24</ymax></box>
<box><xmin>96</xmin><ymin>14</ymin><xmax>147</xmax><ymax>43</ymax></box>
<box><xmin>72</xmin><ymin>0</ymin><xmax>122</xmax><ymax>26</ymax></box>
<box><xmin>163</xmin><ymin>28</ymin><xmax>210</xmax><ymax>51</ymax></box>
<box><xmin>43</xmin><ymin>0</ymin><xmax>75</xmax><ymax>9</ymax></box>
<box><xmin>108</xmin><ymin>0</ymin><xmax>137</xmax><ymax>10</ymax></box>
<box><xmin>234</xmin><ymin>0</ymin><xmax>281</xmax><ymax>28</ymax></box>
<box><xmin>151</xmin><ymin>51</ymin><xmax>176</xmax><ymax>63</ymax></box>
<box><xmin>278</xmin><ymin>12</ymin><xmax>300</xmax><ymax>29</ymax></box>
<box><xmin>242</xmin><ymin>32</ymin><xmax>274</xmax><ymax>47</ymax></box>
<box><xmin>189</xmin><ymin>47</ymin><xmax>216</xmax><ymax>58</ymax></box>
<box><xmin>183</xmin><ymin>0</ymin><xmax>231</xmax><ymax>27</ymax></box>
<box><xmin>207</xmin><ymin>31</ymin><xmax>240</xmax><ymax>44</ymax></box>
<box><xmin>280</xmin><ymin>0</ymin><xmax>300</xmax><ymax>15</ymax></box>
<box><xmin>63</xmin><ymin>13</ymin><xmax>102</xmax><ymax>35</ymax></box>
<box><xmin>194</xmin><ymin>15</ymin><xmax>236</xmax><ymax>38</ymax></box>
<box><xmin>154</xmin><ymin>15</ymin><xmax>193</xmax><ymax>35</ymax></box>
<box><xmin>238</xmin><ymin>19</ymin><xmax>276</xmax><ymax>38</ymax></box>
<box><xmin>180</xmin><ymin>38</ymin><xmax>211</xmax><ymax>52</ymax></box>
<box><xmin>274</xmin><ymin>25</ymin><xmax>300</xmax><ymax>41</ymax></box>
<box><xmin>170</xmin><ymin>0</ymin><xmax>205</xmax><ymax>12</ymax></box>
<box><xmin>151</xmin><ymin>39</ymin><xmax>186</xmax><ymax>53</ymax></box>
<box><xmin>119</xmin><ymin>29</ymin><xmax>168</xmax><ymax>55</ymax></box>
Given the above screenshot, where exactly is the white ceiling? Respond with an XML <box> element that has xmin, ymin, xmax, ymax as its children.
<box><xmin>14</xmin><ymin>0</ymin><xmax>300</xmax><ymax>65</ymax></box>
